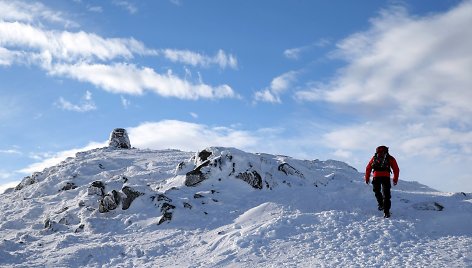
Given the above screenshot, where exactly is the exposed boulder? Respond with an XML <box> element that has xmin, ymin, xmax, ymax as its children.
<box><xmin>99</xmin><ymin>191</ymin><xmax>120</xmax><ymax>213</ymax></box>
<box><xmin>236</xmin><ymin>171</ymin><xmax>263</xmax><ymax>189</ymax></box>
<box><xmin>98</xmin><ymin>187</ymin><xmax>144</xmax><ymax>213</ymax></box>
<box><xmin>278</xmin><ymin>163</ymin><xmax>305</xmax><ymax>179</ymax></box>
<box><xmin>88</xmin><ymin>181</ymin><xmax>105</xmax><ymax>196</ymax></box>
<box><xmin>15</xmin><ymin>173</ymin><xmax>40</xmax><ymax>191</ymax></box>
<box><xmin>198</xmin><ymin>150</ymin><xmax>212</xmax><ymax>162</ymax></box>
<box><xmin>108</xmin><ymin>128</ymin><xmax>131</xmax><ymax>149</ymax></box>
<box><xmin>185</xmin><ymin>160</ymin><xmax>211</xmax><ymax>187</ymax></box>
<box><xmin>60</xmin><ymin>182</ymin><xmax>77</xmax><ymax>191</ymax></box>
<box><xmin>122</xmin><ymin>186</ymin><xmax>144</xmax><ymax>210</ymax></box>
<box><xmin>158</xmin><ymin>202</ymin><xmax>176</xmax><ymax>225</ymax></box>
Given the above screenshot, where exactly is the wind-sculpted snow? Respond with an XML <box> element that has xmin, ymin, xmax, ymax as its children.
<box><xmin>0</xmin><ymin>146</ymin><xmax>471</xmax><ymax>267</ymax></box>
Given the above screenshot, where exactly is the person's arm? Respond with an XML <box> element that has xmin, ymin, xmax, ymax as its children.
<box><xmin>390</xmin><ymin>156</ymin><xmax>400</xmax><ymax>185</ymax></box>
<box><xmin>365</xmin><ymin>157</ymin><xmax>374</xmax><ymax>184</ymax></box>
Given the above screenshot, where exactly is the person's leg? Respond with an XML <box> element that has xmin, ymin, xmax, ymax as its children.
<box><xmin>382</xmin><ymin>178</ymin><xmax>392</xmax><ymax>217</ymax></box>
<box><xmin>372</xmin><ymin>178</ymin><xmax>384</xmax><ymax>210</ymax></box>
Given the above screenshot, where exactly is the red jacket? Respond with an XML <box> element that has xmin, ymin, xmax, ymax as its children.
<box><xmin>365</xmin><ymin>155</ymin><xmax>400</xmax><ymax>184</ymax></box>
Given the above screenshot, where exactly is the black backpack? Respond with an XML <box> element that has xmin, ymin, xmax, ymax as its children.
<box><xmin>372</xmin><ymin>149</ymin><xmax>391</xmax><ymax>172</ymax></box>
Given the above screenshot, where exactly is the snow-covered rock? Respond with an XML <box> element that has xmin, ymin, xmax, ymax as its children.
<box><xmin>1</xmin><ymin>146</ymin><xmax>471</xmax><ymax>267</ymax></box>
<box><xmin>108</xmin><ymin>128</ymin><xmax>131</xmax><ymax>149</ymax></box>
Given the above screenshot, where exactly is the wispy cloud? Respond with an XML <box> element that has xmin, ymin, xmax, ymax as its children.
<box><xmin>19</xmin><ymin>141</ymin><xmax>106</xmax><ymax>174</ymax></box>
<box><xmin>0</xmin><ymin>1</ymin><xmax>238</xmax><ymax>101</ymax></box>
<box><xmin>0</xmin><ymin>180</ymin><xmax>20</xmax><ymax>194</ymax></box>
<box><xmin>297</xmin><ymin>3</ymin><xmax>472</xmax><ymax>116</ymax></box>
<box><xmin>161</xmin><ymin>49</ymin><xmax>238</xmax><ymax>69</ymax></box>
<box><xmin>0</xmin><ymin>21</ymin><xmax>157</xmax><ymax>62</ymax></box>
<box><xmin>284</xmin><ymin>38</ymin><xmax>330</xmax><ymax>60</ymax></box>
<box><xmin>254</xmin><ymin>71</ymin><xmax>298</xmax><ymax>103</ymax></box>
<box><xmin>112</xmin><ymin>0</ymin><xmax>138</xmax><ymax>14</ymax></box>
<box><xmin>170</xmin><ymin>0</ymin><xmax>182</xmax><ymax>6</ymax></box>
<box><xmin>50</xmin><ymin>63</ymin><xmax>237</xmax><ymax>99</ymax></box>
<box><xmin>56</xmin><ymin>90</ymin><xmax>97</xmax><ymax>112</ymax></box>
<box><xmin>0</xmin><ymin>0</ymin><xmax>79</xmax><ymax>28</ymax></box>
<box><xmin>121</xmin><ymin>96</ymin><xmax>131</xmax><ymax>108</ymax></box>
<box><xmin>87</xmin><ymin>5</ymin><xmax>103</xmax><ymax>13</ymax></box>
<box><xmin>293</xmin><ymin>2</ymin><xmax>472</xmax><ymax>176</ymax></box>
<box><xmin>0</xmin><ymin>149</ymin><xmax>22</xmax><ymax>155</ymax></box>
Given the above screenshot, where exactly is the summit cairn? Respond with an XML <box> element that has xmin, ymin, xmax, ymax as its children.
<box><xmin>108</xmin><ymin>128</ymin><xmax>131</xmax><ymax>149</ymax></box>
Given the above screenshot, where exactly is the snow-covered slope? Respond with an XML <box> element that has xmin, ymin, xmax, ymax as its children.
<box><xmin>1</xmin><ymin>147</ymin><xmax>471</xmax><ymax>267</ymax></box>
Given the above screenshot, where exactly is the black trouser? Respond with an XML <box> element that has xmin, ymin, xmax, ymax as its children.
<box><xmin>372</xmin><ymin>177</ymin><xmax>391</xmax><ymax>213</ymax></box>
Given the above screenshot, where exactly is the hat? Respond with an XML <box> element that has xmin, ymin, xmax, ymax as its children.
<box><xmin>376</xmin><ymin>145</ymin><xmax>389</xmax><ymax>154</ymax></box>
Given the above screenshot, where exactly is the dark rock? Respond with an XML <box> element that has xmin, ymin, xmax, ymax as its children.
<box><xmin>161</xmin><ymin>202</ymin><xmax>176</xmax><ymax>213</ymax></box>
<box><xmin>88</xmin><ymin>181</ymin><xmax>105</xmax><ymax>196</ymax></box>
<box><xmin>55</xmin><ymin>207</ymin><xmax>69</xmax><ymax>214</ymax></box>
<box><xmin>183</xmin><ymin>202</ymin><xmax>192</xmax><ymax>209</ymax></box>
<box><xmin>185</xmin><ymin>160</ymin><xmax>212</xmax><ymax>186</ymax></box>
<box><xmin>198</xmin><ymin>150</ymin><xmax>212</xmax><ymax>162</ymax></box>
<box><xmin>112</xmin><ymin>190</ymin><xmax>122</xmax><ymax>205</ymax></box>
<box><xmin>185</xmin><ymin>169</ymin><xmax>206</xmax><ymax>187</ymax></box>
<box><xmin>121</xmin><ymin>186</ymin><xmax>143</xmax><ymax>210</ymax></box>
<box><xmin>60</xmin><ymin>182</ymin><xmax>77</xmax><ymax>191</ymax></box>
<box><xmin>157</xmin><ymin>194</ymin><xmax>172</xmax><ymax>202</ymax></box>
<box><xmin>236</xmin><ymin>171</ymin><xmax>263</xmax><ymax>189</ymax></box>
<box><xmin>44</xmin><ymin>218</ymin><xmax>58</xmax><ymax>231</ymax></box>
<box><xmin>158</xmin><ymin>212</ymin><xmax>173</xmax><ymax>225</ymax></box>
<box><xmin>99</xmin><ymin>193</ymin><xmax>118</xmax><ymax>213</ymax></box>
<box><xmin>75</xmin><ymin>224</ymin><xmax>85</xmax><ymax>233</ymax></box>
<box><xmin>278</xmin><ymin>163</ymin><xmax>305</xmax><ymax>178</ymax></box>
<box><xmin>157</xmin><ymin>202</ymin><xmax>176</xmax><ymax>225</ymax></box>
<box><xmin>15</xmin><ymin>173</ymin><xmax>39</xmax><ymax>191</ymax></box>
<box><xmin>194</xmin><ymin>193</ymin><xmax>204</xmax><ymax>199</ymax></box>
<box><xmin>108</xmin><ymin>128</ymin><xmax>131</xmax><ymax>149</ymax></box>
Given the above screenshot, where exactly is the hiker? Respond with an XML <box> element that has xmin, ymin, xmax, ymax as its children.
<box><xmin>365</xmin><ymin>145</ymin><xmax>400</xmax><ymax>218</ymax></box>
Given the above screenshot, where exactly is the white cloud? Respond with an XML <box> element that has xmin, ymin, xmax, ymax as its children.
<box><xmin>254</xmin><ymin>71</ymin><xmax>298</xmax><ymax>103</ymax></box>
<box><xmin>0</xmin><ymin>149</ymin><xmax>22</xmax><ymax>155</ymax></box>
<box><xmin>87</xmin><ymin>5</ymin><xmax>103</xmax><ymax>13</ymax></box>
<box><xmin>0</xmin><ymin>0</ymin><xmax>79</xmax><ymax>28</ymax></box>
<box><xmin>161</xmin><ymin>49</ymin><xmax>238</xmax><ymax>69</ymax></box>
<box><xmin>297</xmin><ymin>3</ymin><xmax>472</xmax><ymax>120</ymax></box>
<box><xmin>170</xmin><ymin>0</ymin><xmax>182</xmax><ymax>6</ymax></box>
<box><xmin>0</xmin><ymin>21</ymin><xmax>157</xmax><ymax>62</ymax></box>
<box><xmin>0</xmin><ymin>180</ymin><xmax>20</xmax><ymax>194</ymax></box>
<box><xmin>128</xmin><ymin>120</ymin><xmax>260</xmax><ymax>152</ymax></box>
<box><xmin>112</xmin><ymin>0</ymin><xmax>138</xmax><ymax>14</ymax></box>
<box><xmin>121</xmin><ymin>96</ymin><xmax>131</xmax><ymax>108</ymax></box>
<box><xmin>284</xmin><ymin>38</ymin><xmax>330</xmax><ymax>60</ymax></box>
<box><xmin>0</xmin><ymin>3</ymin><xmax>238</xmax><ymax>101</ymax></box>
<box><xmin>56</xmin><ymin>90</ymin><xmax>97</xmax><ymax>112</ymax></box>
<box><xmin>50</xmin><ymin>63</ymin><xmax>237</xmax><ymax>99</ymax></box>
<box><xmin>19</xmin><ymin>141</ymin><xmax>106</xmax><ymax>174</ymax></box>
<box><xmin>0</xmin><ymin>47</ymin><xmax>19</xmax><ymax>66</ymax></box>
<box><xmin>295</xmin><ymin>2</ymin><xmax>472</xmax><ymax>157</ymax></box>
<box><xmin>190</xmin><ymin>112</ymin><xmax>198</xmax><ymax>119</ymax></box>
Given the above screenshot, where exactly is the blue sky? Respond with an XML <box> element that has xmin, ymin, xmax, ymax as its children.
<box><xmin>1</xmin><ymin>0</ymin><xmax>471</xmax><ymax>193</ymax></box>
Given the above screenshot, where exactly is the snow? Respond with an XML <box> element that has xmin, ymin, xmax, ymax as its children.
<box><xmin>0</xmin><ymin>146</ymin><xmax>471</xmax><ymax>267</ymax></box>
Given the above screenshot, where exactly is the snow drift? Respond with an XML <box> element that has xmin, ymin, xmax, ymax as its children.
<box><xmin>1</xmin><ymin>146</ymin><xmax>471</xmax><ymax>267</ymax></box>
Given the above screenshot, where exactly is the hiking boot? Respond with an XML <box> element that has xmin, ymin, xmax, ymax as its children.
<box><xmin>383</xmin><ymin>211</ymin><xmax>391</xmax><ymax>218</ymax></box>
<box><xmin>378</xmin><ymin>204</ymin><xmax>384</xmax><ymax>211</ymax></box>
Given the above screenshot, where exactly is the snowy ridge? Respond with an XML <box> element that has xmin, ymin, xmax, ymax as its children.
<box><xmin>0</xmin><ymin>147</ymin><xmax>471</xmax><ymax>267</ymax></box>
